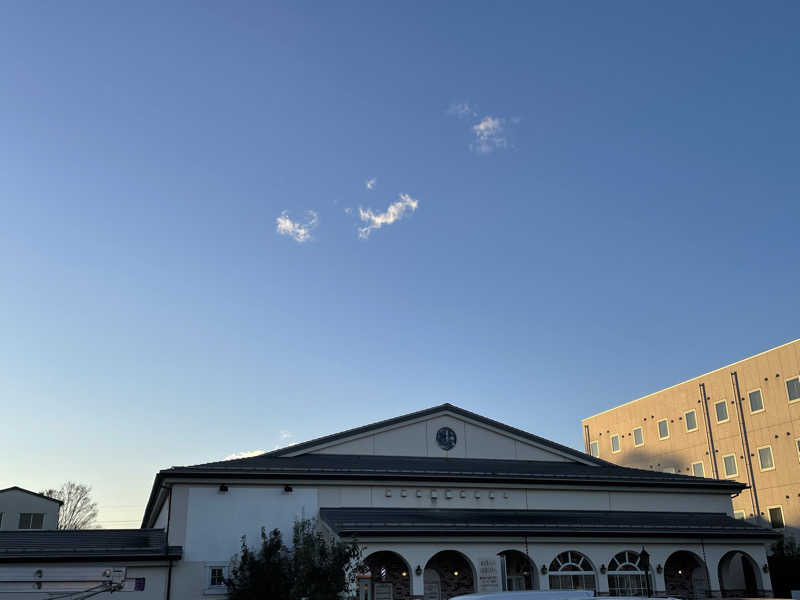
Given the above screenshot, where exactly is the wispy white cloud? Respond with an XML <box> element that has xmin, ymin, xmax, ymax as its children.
<box><xmin>471</xmin><ymin>116</ymin><xmax>507</xmax><ymax>154</ymax></box>
<box><xmin>276</xmin><ymin>210</ymin><xmax>318</xmax><ymax>243</ymax></box>
<box><xmin>447</xmin><ymin>102</ymin><xmax>477</xmax><ymax>118</ymax></box>
<box><xmin>358</xmin><ymin>193</ymin><xmax>419</xmax><ymax>239</ymax></box>
<box><xmin>224</xmin><ymin>449</ymin><xmax>266</xmax><ymax>461</ymax></box>
<box><xmin>365</xmin><ymin>177</ymin><xmax>377</xmax><ymax>190</ymax></box>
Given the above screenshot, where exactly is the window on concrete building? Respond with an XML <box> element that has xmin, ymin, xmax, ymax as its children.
<box><xmin>207</xmin><ymin>565</ymin><xmax>228</xmax><ymax>591</ymax></box>
<box><xmin>657</xmin><ymin>419</ymin><xmax>669</xmax><ymax>440</ymax></box>
<box><xmin>662</xmin><ymin>467</ymin><xmax>677</xmax><ymax>474</ymax></box>
<box><xmin>787</xmin><ymin>377</ymin><xmax>800</xmax><ymax>403</ymax></box>
<box><xmin>549</xmin><ymin>551</ymin><xmax>596</xmax><ymax>592</ymax></box>
<box><xmin>590</xmin><ymin>440</ymin><xmax>599</xmax><ymax>457</ymax></box>
<box><xmin>18</xmin><ymin>513</ymin><xmax>44</xmax><ymax>529</ymax></box>
<box><xmin>757</xmin><ymin>446</ymin><xmax>775</xmax><ymax>471</ymax></box>
<box><xmin>684</xmin><ymin>410</ymin><xmax>698</xmax><ymax>432</ymax></box>
<box><xmin>692</xmin><ymin>462</ymin><xmax>705</xmax><ymax>477</ymax></box>
<box><xmin>611</xmin><ymin>434</ymin><xmax>621</xmax><ymax>453</ymax></box>
<box><xmin>748</xmin><ymin>389</ymin><xmax>765</xmax><ymax>413</ymax></box>
<box><xmin>715</xmin><ymin>400</ymin><xmax>729</xmax><ymax>423</ymax></box>
<box><xmin>723</xmin><ymin>454</ymin><xmax>738</xmax><ymax>478</ymax></box>
<box><xmin>607</xmin><ymin>551</ymin><xmax>651</xmax><ymax>596</ymax></box>
<box><xmin>633</xmin><ymin>427</ymin><xmax>644</xmax><ymax>447</ymax></box>
<box><xmin>768</xmin><ymin>506</ymin><xmax>785</xmax><ymax>529</ymax></box>
<box><xmin>733</xmin><ymin>510</ymin><xmax>746</xmax><ymax>520</ymax></box>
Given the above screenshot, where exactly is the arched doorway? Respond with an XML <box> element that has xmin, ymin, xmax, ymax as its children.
<box><xmin>548</xmin><ymin>551</ymin><xmax>597</xmax><ymax>592</ymax></box>
<box><xmin>718</xmin><ymin>550</ymin><xmax>762</xmax><ymax>597</ymax></box>
<box><xmin>607</xmin><ymin>550</ymin><xmax>652</xmax><ymax>596</ymax></box>
<box><xmin>498</xmin><ymin>550</ymin><xmax>538</xmax><ymax>590</ymax></box>
<box><xmin>664</xmin><ymin>551</ymin><xmax>710</xmax><ymax>599</ymax></box>
<box><xmin>361</xmin><ymin>551</ymin><xmax>411</xmax><ymax>600</ymax></box>
<box><xmin>424</xmin><ymin>550</ymin><xmax>475</xmax><ymax>600</ymax></box>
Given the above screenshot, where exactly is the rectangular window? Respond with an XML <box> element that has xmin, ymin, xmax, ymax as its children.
<box><xmin>723</xmin><ymin>453</ymin><xmax>738</xmax><ymax>478</ymax></box>
<box><xmin>787</xmin><ymin>377</ymin><xmax>800</xmax><ymax>403</ymax></box>
<box><xmin>633</xmin><ymin>427</ymin><xmax>644</xmax><ymax>447</ymax></box>
<box><xmin>692</xmin><ymin>461</ymin><xmax>705</xmax><ymax>477</ymax></box>
<box><xmin>18</xmin><ymin>513</ymin><xmax>44</xmax><ymax>529</ymax></box>
<box><xmin>757</xmin><ymin>446</ymin><xmax>775</xmax><ymax>471</ymax></box>
<box><xmin>768</xmin><ymin>506</ymin><xmax>785</xmax><ymax>529</ymax></box>
<box><xmin>685</xmin><ymin>410</ymin><xmax>698</xmax><ymax>432</ymax></box>
<box><xmin>733</xmin><ymin>510</ymin><xmax>746</xmax><ymax>520</ymax></box>
<box><xmin>208</xmin><ymin>566</ymin><xmax>226</xmax><ymax>588</ymax></box>
<box><xmin>589</xmin><ymin>440</ymin><xmax>599</xmax><ymax>457</ymax></box>
<box><xmin>611</xmin><ymin>434</ymin><xmax>621</xmax><ymax>453</ymax></box>
<box><xmin>662</xmin><ymin>466</ymin><xmax>676</xmax><ymax>474</ymax></box>
<box><xmin>657</xmin><ymin>419</ymin><xmax>669</xmax><ymax>440</ymax></box>
<box><xmin>795</xmin><ymin>438</ymin><xmax>800</xmax><ymax>462</ymax></box>
<box><xmin>715</xmin><ymin>400</ymin><xmax>729</xmax><ymax>423</ymax></box>
<box><xmin>748</xmin><ymin>389</ymin><xmax>765</xmax><ymax>413</ymax></box>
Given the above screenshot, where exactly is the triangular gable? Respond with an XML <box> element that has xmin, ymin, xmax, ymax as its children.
<box><xmin>269</xmin><ymin>404</ymin><xmax>598</xmax><ymax>465</ymax></box>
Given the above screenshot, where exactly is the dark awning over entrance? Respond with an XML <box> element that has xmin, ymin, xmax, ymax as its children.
<box><xmin>320</xmin><ymin>507</ymin><xmax>779</xmax><ymax>540</ymax></box>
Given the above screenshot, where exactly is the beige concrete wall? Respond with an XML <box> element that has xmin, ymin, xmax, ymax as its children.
<box><xmin>582</xmin><ymin>339</ymin><xmax>800</xmax><ymax>533</ymax></box>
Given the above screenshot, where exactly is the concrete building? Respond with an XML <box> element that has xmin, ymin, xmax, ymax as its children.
<box><xmin>139</xmin><ymin>404</ymin><xmax>775</xmax><ymax>599</ymax></box>
<box><xmin>0</xmin><ymin>488</ymin><xmax>61</xmax><ymax>531</ymax></box>
<box><xmin>582</xmin><ymin>338</ymin><xmax>800</xmax><ymax>537</ymax></box>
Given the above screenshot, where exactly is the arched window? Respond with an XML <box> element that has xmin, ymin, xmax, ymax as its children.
<box><xmin>548</xmin><ymin>551</ymin><xmax>596</xmax><ymax>591</ymax></box>
<box><xmin>608</xmin><ymin>551</ymin><xmax>651</xmax><ymax>596</ymax></box>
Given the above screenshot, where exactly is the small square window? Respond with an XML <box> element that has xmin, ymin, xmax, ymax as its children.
<box><xmin>685</xmin><ymin>410</ymin><xmax>698</xmax><ymax>432</ymax></box>
<box><xmin>657</xmin><ymin>419</ymin><xmax>669</xmax><ymax>440</ymax></box>
<box><xmin>18</xmin><ymin>513</ymin><xmax>44</xmax><ymax>529</ymax></box>
<box><xmin>758</xmin><ymin>446</ymin><xmax>775</xmax><ymax>471</ymax></box>
<box><xmin>611</xmin><ymin>434</ymin><xmax>621</xmax><ymax>453</ymax></box>
<box><xmin>787</xmin><ymin>377</ymin><xmax>800</xmax><ymax>403</ymax></box>
<box><xmin>768</xmin><ymin>506</ymin><xmax>785</xmax><ymax>529</ymax></box>
<box><xmin>733</xmin><ymin>510</ymin><xmax>746</xmax><ymax>520</ymax></box>
<box><xmin>662</xmin><ymin>466</ymin><xmax>676</xmax><ymax>474</ymax></box>
<box><xmin>589</xmin><ymin>440</ymin><xmax>599</xmax><ymax>457</ymax></box>
<box><xmin>723</xmin><ymin>454</ymin><xmax>738</xmax><ymax>477</ymax></box>
<box><xmin>633</xmin><ymin>427</ymin><xmax>644</xmax><ymax>447</ymax></box>
<box><xmin>209</xmin><ymin>567</ymin><xmax>226</xmax><ymax>588</ymax></box>
<box><xmin>749</xmin><ymin>389</ymin><xmax>765</xmax><ymax>413</ymax></box>
<box><xmin>715</xmin><ymin>400</ymin><xmax>729</xmax><ymax>423</ymax></box>
<box><xmin>795</xmin><ymin>438</ymin><xmax>800</xmax><ymax>462</ymax></box>
<box><xmin>692</xmin><ymin>462</ymin><xmax>705</xmax><ymax>477</ymax></box>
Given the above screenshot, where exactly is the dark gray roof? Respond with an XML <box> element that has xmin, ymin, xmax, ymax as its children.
<box><xmin>320</xmin><ymin>507</ymin><xmax>779</xmax><ymax>540</ymax></box>
<box><xmin>0</xmin><ymin>529</ymin><xmax>182</xmax><ymax>563</ymax></box>
<box><xmin>0</xmin><ymin>487</ymin><xmax>63</xmax><ymax>505</ymax></box>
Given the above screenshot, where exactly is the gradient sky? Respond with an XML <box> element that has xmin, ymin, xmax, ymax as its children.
<box><xmin>2</xmin><ymin>2</ymin><xmax>799</xmax><ymax>528</ymax></box>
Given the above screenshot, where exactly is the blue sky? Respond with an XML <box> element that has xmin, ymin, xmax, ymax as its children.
<box><xmin>1</xmin><ymin>2</ymin><xmax>798</xmax><ymax>527</ymax></box>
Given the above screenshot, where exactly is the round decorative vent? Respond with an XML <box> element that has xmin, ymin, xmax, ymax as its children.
<box><xmin>436</xmin><ymin>426</ymin><xmax>457</xmax><ymax>450</ymax></box>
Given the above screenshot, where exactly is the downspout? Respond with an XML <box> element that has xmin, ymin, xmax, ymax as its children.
<box><xmin>165</xmin><ymin>485</ymin><xmax>173</xmax><ymax>600</ymax></box>
<box><xmin>731</xmin><ymin>371</ymin><xmax>760</xmax><ymax>520</ymax></box>
<box><xmin>699</xmin><ymin>383</ymin><xmax>720</xmax><ymax>479</ymax></box>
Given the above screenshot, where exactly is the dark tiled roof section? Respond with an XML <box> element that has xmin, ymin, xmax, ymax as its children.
<box><xmin>167</xmin><ymin>453</ymin><xmax>744</xmax><ymax>491</ymax></box>
<box><xmin>0</xmin><ymin>487</ymin><xmax>63</xmax><ymax>505</ymax></box>
<box><xmin>0</xmin><ymin>529</ymin><xmax>182</xmax><ymax>562</ymax></box>
<box><xmin>320</xmin><ymin>507</ymin><xmax>780</xmax><ymax>540</ymax></box>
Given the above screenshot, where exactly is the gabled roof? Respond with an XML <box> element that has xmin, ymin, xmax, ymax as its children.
<box><xmin>0</xmin><ymin>529</ymin><xmax>182</xmax><ymax>563</ymax></box>
<box><xmin>0</xmin><ymin>487</ymin><xmax>63</xmax><ymax>505</ymax></box>
<box><xmin>265</xmin><ymin>403</ymin><xmax>601</xmax><ymax>464</ymax></box>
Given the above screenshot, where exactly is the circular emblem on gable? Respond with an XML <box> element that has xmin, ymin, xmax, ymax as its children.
<box><xmin>436</xmin><ymin>426</ymin><xmax>457</xmax><ymax>451</ymax></box>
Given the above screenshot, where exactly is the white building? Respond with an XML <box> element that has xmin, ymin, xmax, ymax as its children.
<box><xmin>0</xmin><ymin>488</ymin><xmax>61</xmax><ymax>531</ymax></box>
<box><xmin>137</xmin><ymin>404</ymin><xmax>777</xmax><ymax>600</ymax></box>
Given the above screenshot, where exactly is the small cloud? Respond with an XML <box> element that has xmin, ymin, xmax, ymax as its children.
<box><xmin>365</xmin><ymin>177</ymin><xmax>377</xmax><ymax>190</ymax></box>
<box><xmin>279</xmin><ymin>430</ymin><xmax>292</xmax><ymax>440</ymax></box>
<box><xmin>344</xmin><ymin>207</ymin><xmax>353</xmax><ymax>215</ymax></box>
<box><xmin>358</xmin><ymin>193</ymin><xmax>419</xmax><ymax>239</ymax></box>
<box><xmin>224</xmin><ymin>449</ymin><xmax>266</xmax><ymax>461</ymax></box>
<box><xmin>447</xmin><ymin>102</ymin><xmax>477</xmax><ymax>119</ymax></box>
<box><xmin>471</xmin><ymin>116</ymin><xmax>507</xmax><ymax>154</ymax></box>
<box><xmin>276</xmin><ymin>210</ymin><xmax>318</xmax><ymax>243</ymax></box>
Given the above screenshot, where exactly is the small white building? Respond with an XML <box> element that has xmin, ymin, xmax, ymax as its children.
<box><xmin>0</xmin><ymin>488</ymin><xmax>61</xmax><ymax>531</ymax></box>
<box><xmin>139</xmin><ymin>404</ymin><xmax>777</xmax><ymax>600</ymax></box>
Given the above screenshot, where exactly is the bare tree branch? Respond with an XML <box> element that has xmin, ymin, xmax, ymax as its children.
<box><xmin>40</xmin><ymin>482</ymin><xmax>99</xmax><ymax>530</ymax></box>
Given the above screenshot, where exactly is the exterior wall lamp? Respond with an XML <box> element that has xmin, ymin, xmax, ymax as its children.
<box><xmin>656</xmin><ymin>564</ymin><xmax>663</xmax><ymax>574</ymax></box>
<box><xmin>415</xmin><ymin>566</ymin><xmax>422</xmax><ymax>576</ymax></box>
<box><xmin>763</xmin><ymin>564</ymin><xmax>769</xmax><ymax>573</ymax></box>
<box><xmin>540</xmin><ymin>565</ymin><xmax>548</xmax><ymax>575</ymax></box>
<box><xmin>599</xmin><ymin>564</ymin><xmax>607</xmax><ymax>575</ymax></box>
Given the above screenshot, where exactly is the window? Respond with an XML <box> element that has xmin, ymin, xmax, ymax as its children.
<box><xmin>748</xmin><ymin>389</ymin><xmax>765</xmax><ymax>413</ymax></box>
<box><xmin>684</xmin><ymin>410</ymin><xmax>698</xmax><ymax>432</ymax></box>
<box><xmin>206</xmin><ymin>565</ymin><xmax>228</xmax><ymax>593</ymax></box>
<box><xmin>633</xmin><ymin>427</ymin><xmax>644</xmax><ymax>447</ymax></box>
<box><xmin>787</xmin><ymin>377</ymin><xmax>800</xmax><ymax>403</ymax></box>
<box><xmin>657</xmin><ymin>419</ymin><xmax>669</xmax><ymax>440</ymax></box>
<box><xmin>715</xmin><ymin>400</ymin><xmax>729</xmax><ymax>423</ymax></box>
<box><xmin>723</xmin><ymin>454</ymin><xmax>738</xmax><ymax>478</ymax></box>
<box><xmin>611</xmin><ymin>434</ymin><xmax>621</xmax><ymax>453</ymax></box>
<box><xmin>662</xmin><ymin>467</ymin><xmax>676</xmax><ymax>474</ymax></box>
<box><xmin>589</xmin><ymin>440</ymin><xmax>599</xmax><ymax>458</ymax></box>
<box><xmin>757</xmin><ymin>446</ymin><xmax>775</xmax><ymax>471</ymax></box>
<box><xmin>795</xmin><ymin>438</ymin><xmax>800</xmax><ymax>462</ymax></box>
<box><xmin>768</xmin><ymin>506</ymin><xmax>785</xmax><ymax>529</ymax></box>
<box><xmin>733</xmin><ymin>510</ymin><xmax>746</xmax><ymax>520</ymax></box>
<box><xmin>607</xmin><ymin>551</ymin><xmax>651</xmax><ymax>597</ymax></box>
<box><xmin>692</xmin><ymin>461</ymin><xmax>705</xmax><ymax>477</ymax></box>
<box><xmin>18</xmin><ymin>513</ymin><xmax>44</xmax><ymax>529</ymax></box>
<box><xmin>549</xmin><ymin>551</ymin><xmax>596</xmax><ymax>592</ymax></box>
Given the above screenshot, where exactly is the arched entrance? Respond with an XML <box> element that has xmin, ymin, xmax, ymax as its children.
<box><xmin>424</xmin><ymin>550</ymin><xmax>475</xmax><ymax>600</ymax></box>
<box><xmin>548</xmin><ymin>551</ymin><xmax>597</xmax><ymax>592</ymax></box>
<box><xmin>664</xmin><ymin>551</ymin><xmax>710</xmax><ymax>599</ymax></box>
<box><xmin>607</xmin><ymin>550</ymin><xmax>652</xmax><ymax>596</ymax></box>
<box><xmin>361</xmin><ymin>551</ymin><xmax>411</xmax><ymax>600</ymax></box>
<box><xmin>718</xmin><ymin>550</ymin><xmax>762</xmax><ymax>597</ymax></box>
<box><xmin>498</xmin><ymin>550</ymin><xmax>538</xmax><ymax>590</ymax></box>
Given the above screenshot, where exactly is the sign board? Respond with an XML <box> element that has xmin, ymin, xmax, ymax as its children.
<box><xmin>374</xmin><ymin>582</ymin><xmax>393</xmax><ymax>600</ymax></box>
<box><xmin>478</xmin><ymin>558</ymin><xmax>500</xmax><ymax>592</ymax></box>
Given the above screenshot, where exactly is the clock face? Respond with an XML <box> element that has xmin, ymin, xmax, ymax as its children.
<box><xmin>436</xmin><ymin>426</ymin><xmax>457</xmax><ymax>450</ymax></box>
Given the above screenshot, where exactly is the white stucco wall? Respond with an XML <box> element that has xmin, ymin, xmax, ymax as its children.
<box><xmin>0</xmin><ymin>490</ymin><xmax>60</xmax><ymax>531</ymax></box>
